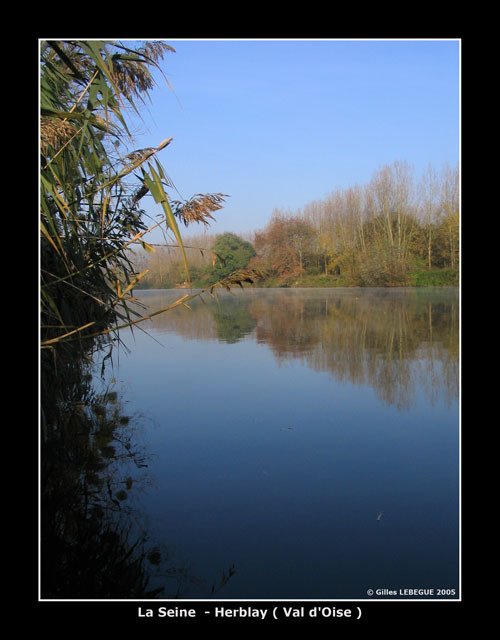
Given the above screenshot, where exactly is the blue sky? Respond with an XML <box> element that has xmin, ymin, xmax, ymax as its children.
<box><xmin>130</xmin><ymin>39</ymin><xmax>459</xmax><ymax>238</ymax></box>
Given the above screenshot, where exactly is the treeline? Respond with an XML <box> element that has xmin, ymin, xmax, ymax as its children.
<box><xmin>137</xmin><ymin>161</ymin><xmax>459</xmax><ymax>288</ymax></box>
<box><xmin>253</xmin><ymin>161</ymin><xmax>459</xmax><ymax>287</ymax></box>
<box><xmin>135</xmin><ymin>232</ymin><xmax>256</xmax><ymax>289</ymax></box>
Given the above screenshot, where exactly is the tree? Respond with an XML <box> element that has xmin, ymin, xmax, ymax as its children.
<box><xmin>253</xmin><ymin>212</ymin><xmax>316</xmax><ymax>277</ymax></box>
<box><xmin>439</xmin><ymin>164</ymin><xmax>459</xmax><ymax>269</ymax></box>
<box><xmin>359</xmin><ymin>162</ymin><xmax>418</xmax><ymax>285</ymax></box>
<box><xmin>212</xmin><ymin>233</ymin><xmax>256</xmax><ymax>279</ymax></box>
<box><xmin>418</xmin><ymin>164</ymin><xmax>441</xmax><ymax>269</ymax></box>
<box><xmin>367</xmin><ymin>162</ymin><xmax>415</xmax><ymax>260</ymax></box>
<box><xmin>251</xmin><ymin>161</ymin><xmax>457</xmax><ymax>286</ymax></box>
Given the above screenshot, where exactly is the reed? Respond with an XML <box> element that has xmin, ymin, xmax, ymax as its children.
<box><xmin>40</xmin><ymin>40</ymin><xmax>247</xmax><ymax>361</ymax></box>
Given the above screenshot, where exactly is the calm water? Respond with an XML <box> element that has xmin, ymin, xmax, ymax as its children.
<box><xmin>114</xmin><ymin>288</ymin><xmax>459</xmax><ymax>599</ymax></box>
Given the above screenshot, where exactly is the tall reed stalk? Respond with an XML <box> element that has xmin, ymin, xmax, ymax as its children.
<box><xmin>40</xmin><ymin>40</ymin><xmax>239</xmax><ymax>359</ymax></box>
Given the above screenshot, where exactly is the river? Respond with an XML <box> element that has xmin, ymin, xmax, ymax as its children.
<box><xmin>110</xmin><ymin>287</ymin><xmax>459</xmax><ymax>599</ymax></box>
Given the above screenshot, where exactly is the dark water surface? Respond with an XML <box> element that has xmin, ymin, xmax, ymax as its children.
<box><xmin>115</xmin><ymin>288</ymin><xmax>459</xmax><ymax>599</ymax></box>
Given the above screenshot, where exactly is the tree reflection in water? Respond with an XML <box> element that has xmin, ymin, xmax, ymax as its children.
<box><xmin>41</xmin><ymin>357</ymin><xmax>163</xmax><ymax>598</ymax></box>
<box><xmin>43</xmin><ymin>288</ymin><xmax>456</xmax><ymax>597</ymax></box>
<box><xmin>142</xmin><ymin>288</ymin><xmax>458</xmax><ymax>410</ymax></box>
<box><xmin>41</xmin><ymin>355</ymin><xmax>233</xmax><ymax>598</ymax></box>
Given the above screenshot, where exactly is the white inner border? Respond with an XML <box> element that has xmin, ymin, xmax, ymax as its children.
<box><xmin>38</xmin><ymin>36</ymin><xmax>462</xmax><ymax>604</ymax></box>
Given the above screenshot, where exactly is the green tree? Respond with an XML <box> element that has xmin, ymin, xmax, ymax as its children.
<box><xmin>212</xmin><ymin>233</ymin><xmax>256</xmax><ymax>279</ymax></box>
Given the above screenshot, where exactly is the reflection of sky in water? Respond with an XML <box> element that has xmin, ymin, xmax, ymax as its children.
<box><xmin>115</xmin><ymin>288</ymin><xmax>459</xmax><ymax>599</ymax></box>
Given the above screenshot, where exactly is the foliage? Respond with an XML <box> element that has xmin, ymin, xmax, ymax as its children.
<box><xmin>409</xmin><ymin>268</ymin><xmax>459</xmax><ymax>287</ymax></box>
<box><xmin>281</xmin><ymin>274</ymin><xmax>344</xmax><ymax>288</ymax></box>
<box><xmin>249</xmin><ymin>161</ymin><xmax>459</xmax><ymax>287</ymax></box>
<box><xmin>212</xmin><ymin>232</ymin><xmax>256</xmax><ymax>280</ymax></box>
<box><xmin>40</xmin><ymin>40</ymin><xmax>226</xmax><ymax>355</ymax></box>
<box><xmin>252</xmin><ymin>214</ymin><xmax>316</xmax><ymax>276</ymax></box>
<box><xmin>135</xmin><ymin>161</ymin><xmax>458</xmax><ymax>290</ymax></box>
<box><xmin>135</xmin><ymin>233</ymin><xmax>258</xmax><ymax>289</ymax></box>
<box><xmin>40</xmin><ymin>40</ymin><xmax>255</xmax><ymax>599</ymax></box>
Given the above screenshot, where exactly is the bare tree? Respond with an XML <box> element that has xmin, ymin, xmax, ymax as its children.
<box><xmin>439</xmin><ymin>164</ymin><xmax>459</xmax><ymax>269</ymax></box>
<box><xmin>419</xmin><ymin>164</ymin><xmax>441</xmax><ymax>269</ymax></box>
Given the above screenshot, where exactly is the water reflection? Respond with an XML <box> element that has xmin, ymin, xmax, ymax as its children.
<box><xmin>41</xmin><ymin>347</ymin><xmax>242</xmax><ymax>600</ymax></box>
<box><xmin>116</xmin><ymin>287</ymin><xmax>458</xmax><ymax>599</ymax></box>
<box><xmin>213</xmin><ymin>301</ymin><xmax>256</xmax><ymax>343</ymax></box>
<box><xmin>41</xmin><ymin>364</ymin><xmax>161</xmax><ymax>598</ymax></box>
<box><xmin>136</xmin><ymin>288</ymin><xmax>458</xmax><ymax>410</ymax></box>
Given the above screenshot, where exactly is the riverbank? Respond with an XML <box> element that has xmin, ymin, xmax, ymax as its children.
<box><xmin>137</xmin><ymin>267</ymin><xmax>459</xmax><ymax>291</ymax></box>
<box><xmin>257</xmin><ymin>268</ymin><xmax>458</xmax><ymax>288</ymax></box>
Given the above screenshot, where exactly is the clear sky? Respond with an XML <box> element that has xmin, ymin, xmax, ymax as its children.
<box><xmin>130</xmin><ymin>39</ymin><xmax>459</xmax><ymax>239</ymax></box>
